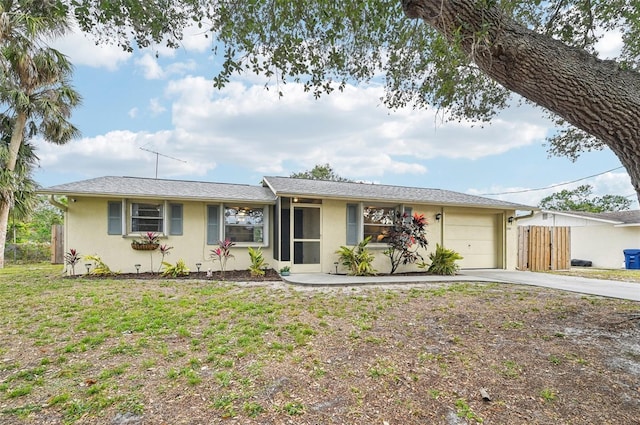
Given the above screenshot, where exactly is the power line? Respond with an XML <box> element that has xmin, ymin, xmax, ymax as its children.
<box><xmin>480</xmin><ymin>166</ymin><xmax>625</xmax><ymax>196</ymax></box>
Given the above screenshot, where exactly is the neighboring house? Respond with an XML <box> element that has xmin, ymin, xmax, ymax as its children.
<box><xmin>517</xmin><ymin>210</ymin><xmax>640</xmax><ymax>269</ymax></box>
<box><xmin>39</xmin><ymin>176</ymin><xmax>535</xmax><ymax>274</ymax></box>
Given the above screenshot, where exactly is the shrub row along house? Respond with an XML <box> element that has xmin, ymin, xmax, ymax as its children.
<box><xmin>39</xmin><ymin>176</ymin><xmax>535</xmax><ymax>274</ymax></box>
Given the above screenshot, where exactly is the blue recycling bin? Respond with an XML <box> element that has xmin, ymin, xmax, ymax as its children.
<box><xmin>623</xmin><ymin>249</ymin><xmax>640</xmax><ymax>269</ymax></box>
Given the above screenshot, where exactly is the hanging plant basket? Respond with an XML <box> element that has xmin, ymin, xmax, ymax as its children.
<box><xmin>131</xmin><ymin>243</ymin><xmax>159</xmax><ymax>251</ymax></box>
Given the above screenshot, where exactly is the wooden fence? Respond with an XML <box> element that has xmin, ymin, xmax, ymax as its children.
<box><xmin>51</xmin><ymin>224</ymin><xmax>64</xmax><ymax>264</ymax></box>
<box><xmin>517</xmin><ymin>226</ymin><xmax>571</xmax><ymax>271</ymax></box>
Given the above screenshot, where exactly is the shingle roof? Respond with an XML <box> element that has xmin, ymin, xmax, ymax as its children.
<box><xmin>39</xmin><ymin>175</ymin><xmax>537</xmax><ymax>210</ymax></box>
<box><xmin>39</xmin><ymin>176</ymin><xmax>277</xmax><ymax>203</ymax></box>
<box><xmin>263</xmin><ymin>176</ymin><xmax>535</xmax><ymax>209</ymax></box>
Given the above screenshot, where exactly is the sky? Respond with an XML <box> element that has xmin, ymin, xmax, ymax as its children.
<box><xmin>30</xmin><ymin>23</ymin><xmax>637</xmax><ymax>210</ymax></box>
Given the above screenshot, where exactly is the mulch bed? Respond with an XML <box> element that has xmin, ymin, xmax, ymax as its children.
<box><xmin>72</xmin><ymin>268</ymin><xmax>284</xmax><ymax>281</ymax></box>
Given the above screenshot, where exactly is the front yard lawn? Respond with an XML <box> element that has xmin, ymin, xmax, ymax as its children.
<box><xmin>548</xmin><ymin>267</ymin><xmax>640</xmax><ymax>283</ymax></box>
<box><xmin>1</xmin><ymin>264</ymin><xmax>639</xmax><ymax>424</ymax></box>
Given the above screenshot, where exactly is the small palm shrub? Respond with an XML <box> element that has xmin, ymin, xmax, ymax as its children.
<box><xmin>424</xmin><ymin>244</ymin><xmax>463</xmax><ymax>275</ymax></box>
<box><xmin>248</xmin><ymin>246</ymin><xmax>269</xmax><ymax>277</ymax></box>
<box><xmin>336</xmin><ymin>236</ymin><xmax>376</xmax><ymax>276</ymax></box>
<box><xmin>84</xmin><ymin>254</ymin><xmax>117</xmax><ymax>276</ymax></box>
<box><xmin>162</xmin><ymin>259</ymin><xmax>190</xmax><ymax>277</ymax></box>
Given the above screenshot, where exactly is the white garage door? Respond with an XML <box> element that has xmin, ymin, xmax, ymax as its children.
<box><xmin>443</xmin><ymin>213</ymin><xmax>500</xmax><ymax>269</ymax></box>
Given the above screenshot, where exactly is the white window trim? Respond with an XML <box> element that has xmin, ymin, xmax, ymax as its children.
<box><xmin>362</xmin><ymin>203</ymin><xmax>396</xmax><ymax>245</ymax></box>
<box><xmin>209</xmin><ymin>203</ymin><xmax>270</xmax><ymax>247</ymax></box>
<box><xmin>352</xmin><ymin>202</ymin><xmax>413</xmax><ymax>245</ymax></box>
<box><xmin>128</xmin><ymin>201</ymin><xmax>165</xmax><ymax>234</ymax></box>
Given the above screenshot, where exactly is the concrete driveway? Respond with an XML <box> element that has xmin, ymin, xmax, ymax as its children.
<box><xmin>284</xmin><ymin>270</ymin><xmax>640</xmax><ymax>301</ymax></box>
<box><xmin>459</xmin><ymin>269</ymin><xmax>640</xmax><ymax>302</ymax></box>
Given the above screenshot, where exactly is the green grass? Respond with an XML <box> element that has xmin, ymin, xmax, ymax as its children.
<box><xmin>548</xmin><ymin>268</ymin><xmax>640</xmax><ymax>283</ymax></box>
<box><xmin>1</xmin><ymin>263</ymin><xmax>638</xmax><ymax>424</ymax></box>
<box><xmin>455</xmin><ymin>398</ymin><xmax>484</xmax><ymax>423</ymax></box>
<box><xmin>539</xmin><ymin>388</ymin><xmax>557</xmax><ymax>402</ymax></box>
<box><xmin>497</xmin><ymin>360</ymin><xmax>522</xmax><ymax>379</ymax></box>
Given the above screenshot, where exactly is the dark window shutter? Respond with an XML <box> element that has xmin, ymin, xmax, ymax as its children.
<box><xmin>346</xmin><ymin>204</ymin><xmax>358</xmax><ymax>245</ymax></box>
<box><xmin>207</xmin><ymin>205</ymin><xmax>219</xmax><ymax>245</ymax></box>
<box><xmin>169</xmin><ymin>204</ymin><xmax>183</xmax><ymax>235</ymax></box>
<box><xmin>108</xmin><ymin>202</ymin><xmax>122</xmax><ymax>235</ymax></box>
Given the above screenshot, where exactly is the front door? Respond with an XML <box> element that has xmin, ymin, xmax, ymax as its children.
<box><xmin>292</xmin><ymin>205</ymin><xmax>321</xmax><ymax>272</ymax></box>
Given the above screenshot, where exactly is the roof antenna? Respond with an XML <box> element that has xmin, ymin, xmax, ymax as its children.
<box><xmin>139</xmin><ymin>147</ymin><xmax>187</xmax><ymax>179</ymax></box>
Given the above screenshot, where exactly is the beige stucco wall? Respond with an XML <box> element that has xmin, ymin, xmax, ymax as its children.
<box><xmin>320</xmin><ymin>199</ymin><xmax>345</xmax><ymax>274</ymax></box>
<box><xmin>317</xmin><ymin>202</ymin><xmax>519</xmax><ymax>273</ymax></box>
<box><xmin>64</xmin><ymin>196</ymin><xmax>518</xmax><ymax>275</ymax></box>
<box><xmin>64</xmin><ymin>197</ymin><xmax>273</xmax><ymax>274</ymax></box>
<box><xmin>505</xmin><ymin>213</ymin><xmax>519</xmax><ymax>270</ymax></box>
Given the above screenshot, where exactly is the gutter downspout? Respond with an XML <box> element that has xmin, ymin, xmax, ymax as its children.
<box><xmin>514</xmin><ymin>210</ymin><xmax>535</xmax><ymax>221</ymax></box>
<box><xmin>48</xmin><ymin>195</ymin><xmax>68</xmax><ymax>212</ymax></box>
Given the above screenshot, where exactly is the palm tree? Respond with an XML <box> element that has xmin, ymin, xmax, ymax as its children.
<box><xmin>1</xmin><ymin>116</ymin><xmax>38</xmax><ymax>214</ymax></box>
<box><xmin>0</xmin><ymin>1</ymin><xmax>81</xmax><ymax>268</ymax></box>
<box><xmin>1</xmin><ymin>117</ymin><xmax>38</xmax><ymax>251</ymax></box>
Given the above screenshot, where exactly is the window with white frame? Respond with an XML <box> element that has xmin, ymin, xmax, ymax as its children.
<box><xmin>363</xmin><ymin>205</ymin><xmax>395</xmax><ymax>242</ymax></box>
<box><xmin>207</xmin><ymin>204</ymin><xmax>268</xmax><ymax>245</ymax></box>
<box><xmin>131</xmin><ymin>202</ymin><xmax>164</xmax><ymax>232</ymax></box>
<box><xmin>346</xmin><ymin>203</ymin><xmax>413</xmax><ymax>245</ymax></box>
<box><xmin>106</xmin><ymin>201</ymin><xmax>183</xmax><ymax>236</ymax></box>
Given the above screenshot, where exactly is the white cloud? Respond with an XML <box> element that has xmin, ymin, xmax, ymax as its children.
<box><xmin>595</xmin><ymin>29</ymin><xmax>624</xmax><ymax>60</ymax></box>
<box><xmin>166</xmin><ymin>60</ymin><xmax>197</xmax><ymax>75</ymax></box>
<box><xmin>128</xmin><ymin>108</ymin><xmax>139</xmax><ymax>119</ymax></box>
<box><xmin>148</xmin><ymin>98</ymin><xmax>166</xmax><ymax>116</ymax></box>
<box><xmin>135</xmin><ymin>53</ymin><xmax>165</xmax><ymax>79</ymax></box>
<box><xmin>161</xmin><ymin>77</ymin><xmax>550</xmax><ymax>176</ymax></box>
<box><xmin>135</xmin><ymin>53</ymin><xmax>199</xmax><ymax>80</ymax></box>
<box><xmin>180</xmin><ymin>25</ymin><xmax>214</xmax><ymax>53</ymax></box>
<box><xmin>52</xmin><ymin>28</ymin><xmax>131</xmax><ymax>71</ymax></box>
<box><xmin>35</xmin><ymin>76</ymin><xmax>555</xmax><ymax>185</ymax></box>
<box><xmin>36</xmin><ymin>130</ymin><xmax>213</xmax><ymax>180</ymax></box>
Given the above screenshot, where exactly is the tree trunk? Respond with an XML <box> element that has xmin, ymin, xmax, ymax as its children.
<box><xmin>401</xmin><ymin>0</ymin><xmax>640</xmax><ymax>203</ymax></box>
<box><xmin>0</xmin><ymin>202</ymin><xmax>9</xmax><ymax>268</ymax></box>
<box><xmin>0</xmin><ymin>111</ymin><xmax>27</xmax><ymax>268</ymax></box>
<box><xmin>7</xmin><ymin>112</ymin><xmax>27</xmax><ymax>171</ymax></box>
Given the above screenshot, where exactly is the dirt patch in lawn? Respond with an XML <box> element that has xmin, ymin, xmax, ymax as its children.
<box><xmin>0</xmin><ymin>270</ymin><xmax>639</xmax><ymax>424</ymax></box>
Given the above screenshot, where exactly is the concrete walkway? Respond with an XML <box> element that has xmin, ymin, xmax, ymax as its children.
<box><xmin>282</xmin><ymin>269</ymin><xmax>640</xmax><ymax>301</ymax></box>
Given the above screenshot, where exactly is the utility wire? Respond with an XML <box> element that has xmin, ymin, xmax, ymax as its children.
<box><xmin>480</xmin><ymin>166</ymin><xmax>625</xmax><ymax>196</ymax></box>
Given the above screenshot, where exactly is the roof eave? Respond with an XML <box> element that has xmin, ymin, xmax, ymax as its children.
<box><xmin>539</xmin><ymin>210</ymin><xmax>623</xmax><ymax>224</ymax></box>
<box><xmin>36</xmin><ymin>189</ymin><xmax>276</xmax><ymax>204</ymax></box>
<box><xmin>269</xmin><ymin>190</ymin><xmax>530</xmax><ymax>210</ymax></box>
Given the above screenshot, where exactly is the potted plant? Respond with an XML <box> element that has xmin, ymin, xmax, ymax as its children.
<box><xmin>131</xmin><ymin>232</ymin><xmax>161</xmax><ymax>251</ymax></box>
<box><xmin>279</xmin><ymin>266</ymin><xmax>291</xmax><ymax>276</ymax></box>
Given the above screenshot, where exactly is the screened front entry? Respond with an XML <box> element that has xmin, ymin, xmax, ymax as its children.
<box><xmin>293</xmin><ymin>205</ymin><xmax>321</xmax><ymax>271</ymax></box>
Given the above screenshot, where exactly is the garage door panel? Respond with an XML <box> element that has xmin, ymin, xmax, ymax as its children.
<box><xmin>446</xmin><ymin>227</ymin><xmax>495</xmax><ymax>240</ymax></box>
<box><xmin>446</xmin><ymin>241</ymin><xmax>496</xmax><ymax>255</ymax></box>
<box><xmin>444</xmin><ymin>213</ymin><xmax>499</xmax><ymax>269</ymax></box>
<box><xmin>446</xmin><ymin>215</ymin><xmax>495</xmax><ymax>226</ymax></box>
<box><xmin>458</xmin><ymin>253</ymin><xmax>498</xmax><ymax>268</ymax></box>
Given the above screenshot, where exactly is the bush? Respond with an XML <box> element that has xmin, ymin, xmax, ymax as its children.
<box><xmin>84</xmin><ymin>255</ymin><xmax>117</xmax><ymax>276</ymax></box>
<box><xmin>162</xmin><ymin>259</ymin><xmax>190</xmax><ymax>277</ymax></box>
<box><xmin>423</xmin><ymin>244</ymin><xmax>463</xmax><ymax>276</ymax></box>
<box><xmin>4</xmin><ymin>243</ymin><xmax>50</xmax><ymax>263</ymax></box>
<box><xmin>336</xmin><ymin>236</ymin><xmax>376</xmax><ymax>276</ymax></box>
<box><xmin>383</xmin><ymin>212</ymin><xmax>429</xmax><ymax>274</ymax></box>
<box><xmin>248</xmin><ymin>247</ymin><xmax>269</xmax><ymax>277</ymax></box>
